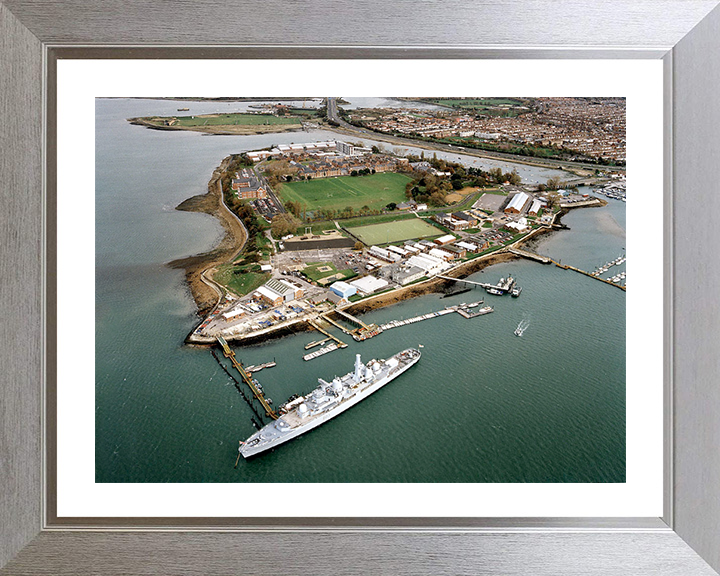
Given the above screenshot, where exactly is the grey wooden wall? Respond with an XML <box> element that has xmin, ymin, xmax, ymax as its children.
<box><xmin>0</xmin><ymin>1</ymin><xmax>43</xmax><ymax>570</ymax></box>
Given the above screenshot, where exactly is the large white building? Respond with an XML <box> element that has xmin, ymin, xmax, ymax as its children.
<box><xmin>330</xmin><ymin>281</ymin><xmax>357</xmax><ymax>299</ymax></box>
<box><xmin>369</xmin><ymin>245</ymin><xmax>401</xmax><ymax>262</ymax></box>
<box><xmin>350</xmin><ymin>276</ymin><xmax>389</xmax><ymax>295</ymax></box>
<box><xmin>336</xmin><ymin>140</ymin><xmax>372</xmax><ymax>156</ymax></box>
<box><xmin>407</xmin><ymin>253</ymin><xmax>450</xmax><ymax>276</ymax></box>
<box><xmin>505</xmin><ymin>192</ymin><xmax>531</xmax><ymax>214</ymax></box>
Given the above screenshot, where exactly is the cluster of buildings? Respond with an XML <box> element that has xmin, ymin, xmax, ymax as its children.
<box><xmin>328</xmin><ymin>275</ymin><xmax>391</xmax><ymax>301</ymax></box>
<box><xmin>503</xmin><ymin>191</ymin><xmax>546</xmax><ymax>216</ymax></box>
<box><xmin>231</xmin><ymin>168</ymin><xmax>267</xmax><ymax>200</ymax></box>
<box><xmin>252</xmin><ymin>278</ymin><xmax>305</xmax><ymax>307</ymax></box>
<box><xmin>290</xmin><ymin>154</ymin><xmax>406</xmax><ymax>180</ymax></box>
<box><xmin>433</xmin><ymin>210</ymin><xmax>480</xmax><ymax>231</ymax></box>
<box><xmin>246</xmin><ymin>140</ymin><xmax>372</xmax><ymax>163</ymax></box>
<box><xmin>362</xmin><ymin>234</ymin><xmax>492</xmax><ymax>288</ymax></box>
<box><xmin>347</xmin><ymin>97</ymin><xmax>626</xmax><ymax>163</ymax></box>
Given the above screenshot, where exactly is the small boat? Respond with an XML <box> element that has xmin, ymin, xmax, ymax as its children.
<box><xmin>511</xmin><ymin>286</ymin><xmax>522</xmax><ymax>297</ymax></box>
<box><xmin>514</xmin><ymin>319</ymin><xmax>530</xmax><ymax>337</ymax></box>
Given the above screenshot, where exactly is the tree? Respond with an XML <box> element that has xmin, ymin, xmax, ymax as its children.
<box><xmin>344</xmin><ymin>206</ymin><xmax>354</xmax><ymax>215</ymax></box>
<box><xmin>371</xmin><ymin>145</ymin><xmax>381</xmax><ymax>154</ymax></box>
<box><xmin>386</xmin><ymin>202</ymin><xmax>397</xmax><ymax>211</ymax></box>
<box><xmin>285</xmin><ymin>200</ymin><xmax>302</xmax><ymax>218</ymax></box>
<box><xmin>489</xmin><ymin>167</ymin><xmax>504</xmax><ymax>183</ymax></box>
<box><xmin>354</xmin><ymin>241</ymin><xmax>364</xmax><ymax>251</ymax></box>
<box><xmin>351</xmin><ymin>170</ymin><xmax>358</xmax><ymax>177</ymax></box>
<box><xmin>546</xmin><ymin>176</ymin><xmax>566</xmax><ymax>190</ymax></box>
<box><xmin>429</xmin><ymin>192</ymin><xmax>446</xmax><ymax>206</ymax></box>
<box><xmin>507</xmin><ymin>169</ymin><xmax>522</xmax><ymax>186</ymax></box>
<box><xmin>270</xmin><ymin>213</ymin><xmax>301</xmax><ymax>238</ymax></box>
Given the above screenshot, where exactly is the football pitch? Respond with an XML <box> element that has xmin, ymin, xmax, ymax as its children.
<box><xmin>347</xmin><ymin>218</ymin><xmax>441</xmax><ymax>246</ymax></box>
<box><xmin>277</xmin><ymin>172</ymin><xmax>411</xmax><ymax>213</ymax></box>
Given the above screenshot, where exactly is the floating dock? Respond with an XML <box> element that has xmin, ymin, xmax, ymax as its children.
<box><xmin>303</xmin><ymin>343</ymin><xmax>339</xmax><ymax>361</ymax></box>
<box><xmin>305</xmin><ymin>337</ymin><xmax>332</xmax><ymax>350</ymax></box>
<box><xmin>456</xmin><ymin>305</ymin><xmax>494</xmax><ymax>319</ymax></box>
<box><xmin>436</xmin><ymin>274</ymin><xmax>517</xmax><ymax>295</ymax></box>
<box><xmin>378</xmin><ymin>301</ymin><xmax>492</xmax><ymax>332</ymax></box>
<box><xmin>245</xmin><ymin>361</ymin><xmax>277</xmax><ymax>373</ymax></box>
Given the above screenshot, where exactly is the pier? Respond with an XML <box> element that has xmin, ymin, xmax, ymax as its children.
<box><xmin>335</xmin><ymin>308</ymin><xmax>371</xmax><ymax>330</ymax></box>
<box><xmin>307</xmin><ymin>319</ymin><xmax>348</xmax><ymax>348</ymax></box>
<box><xmin>325</xmin><ymin>309</ymin><xmax>381</xmax><ymax>341</ymax></box>
<box><xmin>217</xmin><ymin>336</ymin><xmax>278</xmax><ymax>419</ymax></box>
<box><xmin>507</xmin><ymin>247</ymin><xmax>552</xmax><ymax>264</ymax></box>
<box><xmin>318</xmin><ymin>314</ymin><xmax>353</xmax><ymax>336</ymax></box>
<box><xmin>436</xmin><ymin>274</ymin><xmax>517</xmax><ymax>295</ymax></box>
<box><xmin>554</xmin><ymin>262</ymin><xmax>626</xmax><ymax>291</ymax></box>
<box><xmin>378</xmin><ymin>301</ymin><xmax>492</xmax><ymax>332</ymax></box>
<box><xmin>210</xmin><ymin>349</ymin><xmax>268</xmax><ymax>425</ymax></box>
<box><xmin>503</xmin><ymin>246</ymin><xmax>626</xmax><ymax>292</ymax></box>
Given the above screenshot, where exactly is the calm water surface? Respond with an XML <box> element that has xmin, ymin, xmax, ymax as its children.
<box><xmin>96</xmin><ymin>99</ymin><xmax>625</xmax><ymax>483</ymax></box>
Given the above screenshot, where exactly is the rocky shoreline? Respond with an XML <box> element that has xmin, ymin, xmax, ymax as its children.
<box><xmin>168</xmin><ymin>156</ymin><xmax>248</xmax><ymax>317</ymax></box>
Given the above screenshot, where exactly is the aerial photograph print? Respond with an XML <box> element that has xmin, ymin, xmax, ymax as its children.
<box><xmin>95</xmin><ymin>96</ymin><xmax>626</xmax><ymax>483</ymax></box>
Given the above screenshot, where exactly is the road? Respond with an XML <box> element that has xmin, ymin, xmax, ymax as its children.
<box><xmin>325</xmin><ymin>97</ymin><xmax>625</xmax><ymax>174</ymax></box>
<box><xmin>252</xmin><ymin>166</ymin><xmax>286</xmax><ymax>215</ymax></box>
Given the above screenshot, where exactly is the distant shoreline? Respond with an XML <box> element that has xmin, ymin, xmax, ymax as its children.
<box><xmin>128</xmin><ymin>116</ymin><xmax>304</xmax><ymax>136</ymax></box>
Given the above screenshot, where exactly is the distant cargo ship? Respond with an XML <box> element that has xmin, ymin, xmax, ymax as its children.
<box><xmin>239</xmin><ymin>348</ymin><xmax>421</xmax><ymax>458</ymax></box>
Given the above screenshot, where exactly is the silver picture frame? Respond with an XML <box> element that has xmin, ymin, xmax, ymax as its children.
<box><xmin>2</xmin><ymin>1</ymin><xmax>720</xmax><ymax>574</ymax></box>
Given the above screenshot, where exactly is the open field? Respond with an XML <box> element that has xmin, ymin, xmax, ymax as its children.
<box><xmin>347</xmin><ymin>218</ymin><xmax>441</xmax><ymax>245</ymax></box>
<box><xmin>214</xmin><ymin>265</ymin><xmax>270</xmax><ymax>296</ymax></box>
<box><xmin>302</xmin><ymin>261</ymin><xmax>356</xmax><ymax>284</ymax></box>
<box><xmin>278</xmin><ymin>172</ymin><xmax>412</xmax><ymax>213</ymax></box>
<box><xmin>173</xmin><ymin>113</ymin><xmax>300</xmax><ymax>126</ymax></box>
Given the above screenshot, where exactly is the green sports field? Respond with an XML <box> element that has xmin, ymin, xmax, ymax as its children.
<box><xmin>347</xmin><ymin>218</ymin><xmax>441</xmax><ymax>246</ymax></box>
<box><xmin>277</xmin><ymin>172</ymin><xmax>411</xmax><ymax>213</ymax></box>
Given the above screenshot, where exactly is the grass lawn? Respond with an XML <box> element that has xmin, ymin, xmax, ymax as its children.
<box><xmin>302</xmin><ymin>262</ymin><xmax>355</xmax><ymax>283</ymax></box>
<box><xmin>347</xmin><ymin>218</ymin><xmax>441</xmax><ymax>246</ymax></box>
<box><xmin>296</xmin><ymin>212</ymin><xmax>418</xmax><ymax>236</ymax></box>
<box><xmin>278</xmin><ymin>172</ymin><xmax>412</xmax><ymax>213</ymax></box>
<box><xmin>214</xmin><ymin>265</ymin><xmax>270</xmax><ymax>296</ymax></box>
<box><xmin>173</xmin><ymin>113</ymin><xmax>300</xmax><ymax>127</ymax></box>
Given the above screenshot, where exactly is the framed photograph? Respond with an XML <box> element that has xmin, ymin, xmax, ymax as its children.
<box><xmin>2</xmin><ymin>1</ymin><xmax>720</xmax><ymax>574</ymax></box>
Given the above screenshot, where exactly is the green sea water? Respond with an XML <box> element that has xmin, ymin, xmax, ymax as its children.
<box><xmin>96</xmin><ymin>99</ymin><xmax>625</xmax><ymax>483</ymax></box>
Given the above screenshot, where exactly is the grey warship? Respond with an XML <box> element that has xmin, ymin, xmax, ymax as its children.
<box><xmin>240</xmin><ymin>348</ymin><xmax>421</xmax><ymax>458</ymax></box>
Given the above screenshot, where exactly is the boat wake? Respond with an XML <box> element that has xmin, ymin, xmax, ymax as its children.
<box><xmin>514</xmin><ymin>317</ymin><xmax>531</xmax><ymax>337</ymax></box>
